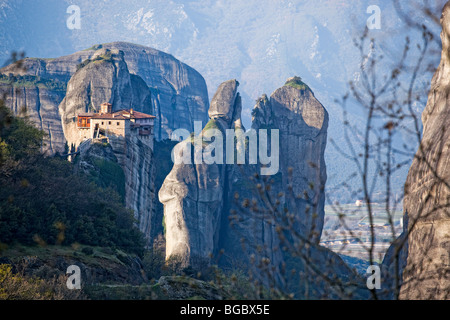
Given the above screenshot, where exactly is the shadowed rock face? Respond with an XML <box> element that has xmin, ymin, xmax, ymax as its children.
<box><xmin>268</xmin><ymin>83</ymin><xmax>328</xmax><ymax>241</ymax></box>
<box><xmin>248</xmin><ymin>81</ymin><xmax>328</xmax><ymax>241</ymax></box>
<box><xmin>399</xmin><ymin>3</ymin><xmax>450</xmax><ymax>300</ymax></box>
<box><xmin>220</xmin><ymin>80</ymin><xmax>328</xmax><ymax>287</ymax></box>
<box><xmin>160</xmin><ymin>78</ymin><xmax>330</xmax><ymax>288</ymax></box>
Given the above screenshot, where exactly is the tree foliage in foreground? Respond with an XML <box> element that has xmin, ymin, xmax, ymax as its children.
<box><xmin>0</xmin><ymin>103</ymin><xmax>145</xmax><ymax>256</ymax></box>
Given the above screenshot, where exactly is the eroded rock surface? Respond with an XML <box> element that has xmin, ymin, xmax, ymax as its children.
<box><xmin>0</xmin><ymin>42</ymin><xmax>209</xmax><ymax>151</ymax></box>
<box><xmin>160</xmin><ymin>78</ymin><xmax>331</xmax><ymax>291</ymax></box>
<box><xmin>399</xmin><ymin>3</ymin><xmax>450</xmax><ymax>300</ymax></box>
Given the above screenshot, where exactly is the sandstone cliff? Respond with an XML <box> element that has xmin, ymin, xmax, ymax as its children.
<box><xmin>99</xmin><ymin>42</ymin><xmax>209</xmax><ymax>141</ymax></box>
<box><xmin>398</xmin><ymin>3</ymin><xmax>450</xmax><ymax>300</ymax></box>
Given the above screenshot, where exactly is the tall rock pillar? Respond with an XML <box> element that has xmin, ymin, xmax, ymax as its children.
<box><xmin>400</xmin><ymin>3</ymin><xmax>450</xmax><ymax>300</ymax></box>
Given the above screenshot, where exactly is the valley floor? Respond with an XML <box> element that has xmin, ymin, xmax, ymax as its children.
<box><xmin>320</xmin><ymin>203</ymin><xmax>403</xmax><ymax>263</ymax></box>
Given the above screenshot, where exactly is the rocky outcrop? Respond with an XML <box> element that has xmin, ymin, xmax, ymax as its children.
<box><xmin>380</xmin><ymin>229</ymin><xmax>408</xmax><ymax>299</ymax></box>
<box><xmin>0</xmin><ymin>246</ymin><xmax>147</xmax><ymax>286</ymax></box>
<box><xmin>0</xmin><ymin>42</ymin><xmax>209</xmax><ymax>244</ymax></box>
<box><xmin>110</xmin><ymin>133</ymin><xmax>156</xmax><ymax>244</ymax></box>
<box><xmin>57</xmin><ymin>48</ymin><xmax>156</xmax><ymax>242</ymax></box>
<box><xmin>208</xmin><ymin>80</ymin><xmax>239</xmax><ymax>121</ymax></box>
<box><xmin>159</xmin><ymin>77</ymin><xmax>329</xmax><ymax>289</ymax></box>
<box><xmin>59</xmin><ymin>48</ymin><xmax>150</xmax><ymax>148</ymax></box>
<box><xmin>252</xmin><ymin>77</ymin><xmax>328</xmax><ymax>241</ymax></box>
<box><xmin>0</xmin><ymin>41</ymin><xmax>209</xmax><ymax>150</ymax></box>
<box><xmin>74</xmin><ymin>139</ymin><xmax>124</xmax><ymax>194</ymax></box>
<box><xmin>398</xmin><ymin>3</ymin><xmax>450</xmax><ymax>300</ymax></box>
<box><xmin>0</xmin><ymin>81</ymin><xmax>66</xmax><ymax>154</ymax></box>
<box><xmin>73</xmin><ymin>137</ymin><xmax>155</xmax><ymax>244</ymax></box>
<box><xmin>99</xmin><ymin>42</ymin><xmax>209</xmax><ymax>140</ymax></box>
<box><xmin>0</xmin><ymin>51</ymin><xmax>96</xmax><ymax>153</ymax></box>
<box><xmin>73</xmin><ymin>136</ymin><xmax>155</xmax><ymax>244</ymax></box>
<box><xmin>159</xmin><ymin>80</ymin><xmax>241</xmax><ymax>266</ymax></box>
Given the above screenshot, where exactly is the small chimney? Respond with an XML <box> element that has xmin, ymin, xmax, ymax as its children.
<box><xmin>100</xmin><ymin>102</ymin><xmax>112</xmax><ymax>114</ymax></box>
<box><xmin>130</xmin><ymin>108</ymin><xmax>134</xmax><ymax>116</ymax></box>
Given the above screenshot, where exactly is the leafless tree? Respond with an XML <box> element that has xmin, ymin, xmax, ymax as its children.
<box><xmin>231</xmin><ymin>1</ymin><xmax>449</xmax><ymax>300</ymax></box>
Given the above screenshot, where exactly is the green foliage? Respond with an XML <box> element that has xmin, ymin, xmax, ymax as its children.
<box><xmin>0</xmin><ymin>74</ymin><xmax>67</xmax><ymax>91</ymax></box>
<box><xmin>82</xmin><ymin>44</ymin><xmax>103</xmax><ymax>51</ymax></box>
<box><xmin>188</xmin><ymin>119</ymin><xmax>222</xmax><ymax>146</ymax></box>
<box><xmin>76</xmin><ymin>59</ymin><xmax>91</xmax><ymax>71</ymax></box>
<box><xmin>140</xmin><ymin>248</ymin><xmax>262</xmax><ymax>299</ymax></box>
<box><xmin>0</xmin><ymin>264</ymin><xmax>50</xmax><ymax>299</ymax></box>
<box><xmin>0</xmin><ymin>103</ymin><xmax>44</xmax><ymax>168</ymax></box>
<box><xmin>203</xmin><ymin>118</ymin><xmax>219</xmax><ymax>131</ymax></box>
<box><xmin>0</xmin><ymin>264</ymin><xmax>83</xmax><ymax>300</ymax></box>
<box><xmin>210</xmin><ymin>267</ymin><xmax>267</xmax><ymax>300</ymax></box>
<box><xmin>81</xmin><ymin>246</ymin><xmax>94</xmax><ymax>255</ymax></box>
<box><xmin>92</xmin><ymin>53</ymin><xmax>113</xmax><ymax>64</ymax></box>
<box><xmin>90</xmin><ymin>157</ymin><xmax>126</xmax><ymax>201</ymax></box>
<box><xmin>0</xmin><ymin>104</ymin><xmax>145</xmax><ymax>256</ymax></box>
<box><xmin>285</xmin><ymin>76</ymin><xmax>310</xmax><ymax>91</ymax></box>
<box><xmin>142</xmin><ymin>247</ymin><xmax>167</xmax><ymax>280</ymax></box>
<box><xmin>76</xmin><ymin>52</ymin><xmax>113</xmax><ymax>71</ymax></box>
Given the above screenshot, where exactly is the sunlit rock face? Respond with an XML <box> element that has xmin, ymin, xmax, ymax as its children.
<box><xmin>399</xmin><ymin>3</ymin><xmax>450</xmax><ymax>300</ymax></box>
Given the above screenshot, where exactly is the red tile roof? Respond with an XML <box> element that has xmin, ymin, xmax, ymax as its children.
<box><xmin>117</xmin><ymin>109</ymin><xmax>156</xmax><ymax>119</ymax></box>
<box><xmin>77</xmin><ymin>113</ymin><xmax>96</xmax><ymax>117</ymax></box>
<box><xmin>90</xmin><ymin>108</ymin><xmax>155</xmax><ymax>120</ymax></box>
<box><xmin>90</xmin><ymin>114</ymin><xmax>128</xmax><ymax>120</ymax></box>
